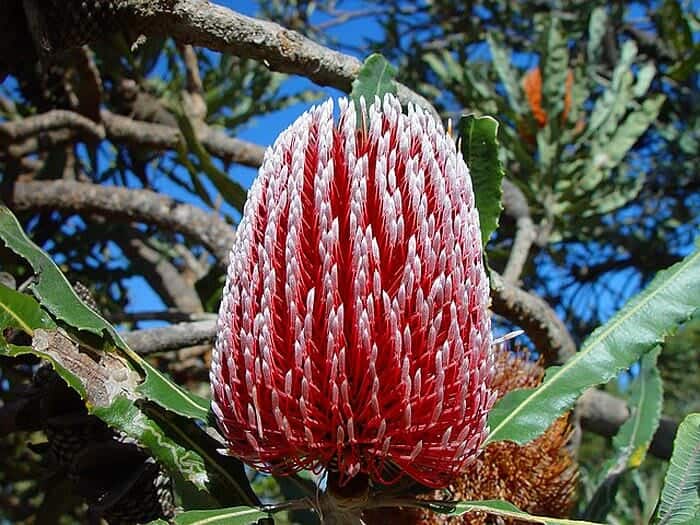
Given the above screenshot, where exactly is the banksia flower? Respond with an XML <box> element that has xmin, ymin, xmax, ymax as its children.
<box><xmin>211</xmin><ymin>94</ymin><xmax>494</xmax><ymax>488</ymax></box>
<box><xmin>367</xmin><ymin>348</ymin><xmax>578</xmax><ymax>524</ymax></box>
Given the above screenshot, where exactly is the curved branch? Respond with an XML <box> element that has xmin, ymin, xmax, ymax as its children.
<box><xmin>501</xmin><ymin>179</ymin><xmax>537</xmax><ymax>284</ymax></box>
<box><xmin>490</xmin><ymin>270</ymin><xmax>576</xmax><ymax>364</ymax></box>
<box><xmin>11</xmin><ymin>180</ymin><xmax>236</xmax><ymax>264</ymax></box>
<box><xmin>123</xmin><ymin>0</ymin><xmax>438</xmax><ymax>118</ymax></box>
<box><xmin>0</xmin><ymin>109</ymin><xmax>104</xmax><ymax>143</ymax></box>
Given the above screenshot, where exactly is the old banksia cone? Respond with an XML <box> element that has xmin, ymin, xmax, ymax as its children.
<box><xmin>211</xmin><ymin>94</ymin><xmax>495</xmax><ymax>488</ymax></box>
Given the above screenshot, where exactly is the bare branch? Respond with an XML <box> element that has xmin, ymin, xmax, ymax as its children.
<box><xmin>123</xmin><ymin>0</ymin><xmax>438</xmax><ymax>119</ymax></box>
<box><xmin>0</xmin><ymin>109</ymin><xmax>104</xmax><ymax>143</ymax></box>
<box><xmin>490</xmin><ymin>270</ymin><xmax>576</xmax><ymax>364</ymax></box>
<box><xmin>11</xmin><ymin>180</ymin><xmax>236</xmax><ymax>264</ymax></box>
<box><xmin>123</xmin><ymin>319</ymin><xmax>216</xmax><ymax>355</ymax></box>
<box><xmin>2</xmin><ymin>108</ymin><xmax>265</xmax><ymax>168</ymax></box>
<box><xmin>502</xmin><ymin>179</ymin><xmax>537</xmax><ymax>284</ymax></box>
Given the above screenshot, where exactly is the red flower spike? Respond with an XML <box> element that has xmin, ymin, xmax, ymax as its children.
<box><xmin>210</xmin><ymin>94</ymin><xmax>495</xmax><ymax>488</ymax></box>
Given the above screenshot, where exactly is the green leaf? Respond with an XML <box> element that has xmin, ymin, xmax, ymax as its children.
<box><xmin>541</xmin><ymin>17</ymin><xmax>569</xmax><ymax>124</ymax></box>
<box><xmin>144</xmin><ymin>407</ymin><xmax>260</xmax><ymax>507</ymax></box>
<box><xmin>486</xmin><ymin>35</ymin><xmax>525</xmax><ymax>115</ymax></box>
<box><xmin>633</xmin><ymin>63</ymin><xmax>657</xmax><ymax>99</ymax></box>
<box><xmin>586</xmin><ymin>94</ymin><xmax>665</xmax><ymax>180</ymax></box>
<box><xmin>667</xmin><ymin>44</ymin><xmax>700</xmax><ymax>83</ymax></box>
<box><xmin>457</xmin><ymin>115</ymin><xmax>505</xmax><ymax>246</ymax></box>
<box><xmin>582</xmin><ymin>347</ymin><xmax>663</xmax><ymax>521</ymax></box>
<box><xmin>487</xmin><ymin>241</ymin><xmax>700</xmax><ymax>445</ymax></box>
<box><xmin>0</xmin><ymin>206</ymin><xmax>120</xmax><ymax>341</ymax></box>
<box><xmin>350</xmin><ymin>53</ymin><xmax>397</xmax><ymax>113</ymax></box>
<box><xmin>0</xmin><ymin>283</ymin><xmax>55</xmax><ymax>335</ymax></box>
<box><xmin>0</xmin><ymin>206</ymin><xmax>209</xmax><ymax>421</ymax></box>
<box><xmin>150</xmin><ymin>506</ymin><xmax>267</xmax><ymax>525</ymax></box>
<box><xmin>443</xmin><ymin>499</ymin><xmax>602</xmax><ymax>524</ymax></box>
<box><xmin>655</xmin><ymin>413</ymin><xmax>700</xmax><ymax>525</ymax></box>
<box><xmin>587</xmin><ymin>7</ymin><xmax>608</xmax><ymax>66</ymax></box>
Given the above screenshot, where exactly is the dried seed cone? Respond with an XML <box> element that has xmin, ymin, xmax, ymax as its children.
<box><xmin>366</xmin><ymin>348</ymin><xmax>578</xmax><ymax>524</ymax></box>
<box><xmin>211</xmin><ymin>94</ymin><xmax>495</xmax><ymax>488</ymax></box>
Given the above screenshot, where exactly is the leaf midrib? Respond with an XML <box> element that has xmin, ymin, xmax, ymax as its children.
<box><xmin>489</xmin><ymin>247</ymin><xmax>700</xmax><ymax>443</ymax></box>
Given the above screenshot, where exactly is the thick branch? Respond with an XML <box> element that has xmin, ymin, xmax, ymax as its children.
<box><xmin>11</xmin><ymin>180</ymin><xmax>236</xmax><ymax>264</ymax></box>
<box><xmin>490</xmin><ymin>270</ymin><xmax>576</xmax><ymax>364</ymax></box>
<box><xmin>102</xmin><ymin>109</ymin><xmax>265</xmax><ymax>167</ymax></box>
<box><xmin>123</xmin><ymin>0</ymin><xmax>438</xmax><ymax>118</ymax></box>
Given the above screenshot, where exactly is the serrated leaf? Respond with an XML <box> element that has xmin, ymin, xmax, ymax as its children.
<box><xmin>350</xmin><ymin>53</ymin><xmax>397</xmax><ymax>113</ymax></box>
<box><xmin>486</xmin><ymin>35</ymin><xmax>524</xmax><ymax>115</ymax></box>
<box><xmin>582</xmin><ymin>347</ymin><xmax>663</xmax><ymax>521</ymax></box>
<box><xmin>0</xmin><ymin>206</ymin><xmax>209</xmax><ymax>421</ymax></box>
<box><xmin>458</xmin><ymin>115</ymin><xmax>504</xmax><ymax>246</ymax></box>
<box><xmin>487</xmin><ymin>240</ymin><xmax>700</xmax><ymax>445</ymax></box>
<box><xmin>149</xmin><ymin>506</ymin><xmax>267</xmax><ymax>525</ymax></box>
<box><xmin>655</xmin><ymin>413</ymin><xmax>700</xmax><ymax>525</ymax></box>
<box><xmin>0</xmin><ymin>206</ymin><xmax>120</xmax><ymax>340</ymax></box>
<box><xmin>444</xmin><ymin>499</ymin><xmax>601</xmax><ymax>524</ymax></box>
<box><xmin>144</xmin><ymin>407</ymin><xmax>260</xmax><ymax>507</ymax></box>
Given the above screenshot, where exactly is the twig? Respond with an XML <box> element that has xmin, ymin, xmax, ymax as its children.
<box><xmin>11</xmin><ymin>180</ymin><xmax>236</xmax><ymax>264</ymax></box>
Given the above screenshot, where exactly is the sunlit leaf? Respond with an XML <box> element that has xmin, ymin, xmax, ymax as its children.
<box><xmin>487</xmin><ymin>240</ymin><xmax>700</xmax><ymax>445</ymax></box>
<box><xmin>458</xmin><ymin>115</ymin><xmax>504</xmax><ymax>246</ymax></box>
<box><xmin>655</xmin><ymin>413</ymin><xmax>700</xmax><ymax>524</ymax></box>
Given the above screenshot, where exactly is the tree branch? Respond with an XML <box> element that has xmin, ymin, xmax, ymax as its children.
<box><xmin>0</xmin><ymin>109</ymin><xmax>104</xmax><ymax>143</ymax></box>
<box><xmin>1</xmin><ymin>108</ymin><xmax>265</xmax><ymax>168</ymax></box>
<box><xmin>502</xmin><ymin>179</ymin><xmax>537</xmax><ymax>284</ymax></box>
<box><xmin>490</xmin><ymin>270</ymin><xmax>576</xmax><ymax>364</ymax></box>
<box><xmin>119</xmin><ymin>237</ymin><xmax>204</xmax><ymax>314</ymax></box>
<box><xmin>11</xmin><ymin>180</ymin><xmax>236</xmax><ymax>264</ymax></box>
<box><xmin>123</xmin><ymin>319</ymin><xmax>217</xmax><ymax>355</ymax></box>
<box><xmin>123</xmin><ymin>0</ymin><xmax>438</xmax><ymax>119</ymax></box>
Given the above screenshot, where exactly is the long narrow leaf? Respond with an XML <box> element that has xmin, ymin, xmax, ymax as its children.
<box><xmin>487</xmin><ymin>240</ymin><xmax>700</xmax><ymax>445</ymax></box>
<box><xmin>447</xmin><ymin>500</ymin><xmax>601</xmax><ymax>524</ymax></box>
<box><xmin>582</xmin><ymin>347</ymin><xmax>663</xmax><ymax>521</ymax></box>
<box><xmin>655</xmin><ymin>413</ymin><xmax>700</xmax><ymax>525</ymax></box>
<box><xmin>149</xmin><ymin>506</ymin><xmax>267</xmax><ymax>525</ymax></box>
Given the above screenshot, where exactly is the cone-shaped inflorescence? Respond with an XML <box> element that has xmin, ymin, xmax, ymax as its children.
<box><xmin>211</xmin><ymin>94</ymin><xmax>494</xmax><ymax>488</ymax></box>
